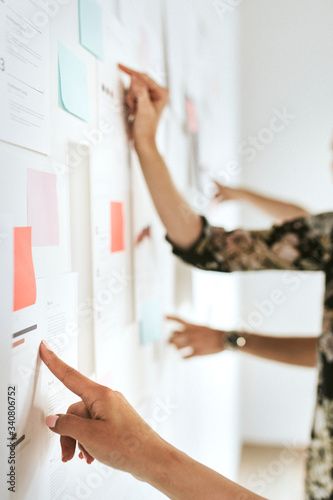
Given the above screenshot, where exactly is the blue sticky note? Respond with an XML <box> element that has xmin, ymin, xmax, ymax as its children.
<box><xmin>58</xmin><ymin>44</ymin><xmax>89</xmax><ymax>121</ymax></box>
<box><xmin>79</xmin><ymin>0</ymin><xmax>104</xmax><ymax>59</ymax></box>
<box><xmin>139</xmin><ymin>299</ymin><xmax>163</xmax><ymax>345</ymax></box>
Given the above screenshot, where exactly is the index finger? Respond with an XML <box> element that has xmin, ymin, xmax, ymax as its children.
<box><xmin>118</xmin><ymin>64</ymin><xmax>163</xmax><ymax>92</ymax></box>
<box><xmin>39</xmin><ymin>341</ymin><xmax>100</xmax><ymax>405</ymax></box>
<box><xmin>166</xmin><ymin>315</ymin><xmax>189</xmax><ymax>326</ymax></box>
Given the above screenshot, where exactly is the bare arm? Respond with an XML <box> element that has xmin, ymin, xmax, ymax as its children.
<box><xmin>39</xmin><ymin>342</ymin><xmax>264</xmax><ymax>500</ymax></box>
<box><xmin>136</xmin><ymin>141</ymin><xmax>202</xmax><ymax>248</ymax></box>
<box><xmin>241</xmin><ymin>333</ymin><xmax>317</xmax><ymax>367</ymax></box>
<box><xmin>120</xmin><ymin>65</ymin><xmax>308</xmax><ymax>246</ymax></box>
<box><xmin>214</xmin><ymin>184</ymin><xmax>309</xmax><ymax>223</ymax></box>
<box><xmin>120</xmin><ymin>64</ymin><xmax>202</xmax><ymax>249</ymax></box>
<box><xmin>168</xmin><ymin>316</ymin><xmax>318</xmax><ymax>367</ymax></box>
<box><xmin>120</xmin><ymin>65</ymin><xmax>327</xmax><ymax>276</ymax></box>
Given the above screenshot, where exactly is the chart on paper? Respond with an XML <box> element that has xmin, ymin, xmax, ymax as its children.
<box><xmin>0</xmin><ymin>0</ymin><xmax>50</xmax><ymax>154</ymax></box>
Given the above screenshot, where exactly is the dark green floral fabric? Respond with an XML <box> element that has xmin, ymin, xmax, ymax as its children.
<box><xmin>168</xmin><ymin>213</ymin><xmax>333</xmax><ymax>499</ymax></box>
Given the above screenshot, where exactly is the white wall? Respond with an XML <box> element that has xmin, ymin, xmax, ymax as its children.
<box><xmin>238</xmin><ymin>0</ymin><xmax>333</xmax><ymax>445</ymax></box>
<box><xmin>0</xmin><ymin>1</ymin><xmax>244</xmax><ymax>498</ymax></box>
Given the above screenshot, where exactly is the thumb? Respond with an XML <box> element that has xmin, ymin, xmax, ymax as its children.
<box><xmin>46</xmin><ymin>414</ymin><xmax>91</xmax><ymax>442</ymax></box>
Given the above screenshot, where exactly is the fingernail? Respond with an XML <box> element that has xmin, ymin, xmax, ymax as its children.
<box><xmin>41</xmin><ymin>340</ymin><xmax>54</xmax><ymax>352</ymax></box>
<box><xmin>46</xmin><ymin>415</ymin><xmax>59</xmax><ymax>428</ymax></box>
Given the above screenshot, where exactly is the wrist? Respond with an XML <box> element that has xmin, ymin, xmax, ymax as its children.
<box><xmin>143</xmin><ymin>440</ymin><xmax>194</xmax><ymax>498</ymax></box>
<box><xmin>225</xmin><ymin>331</ymin><xmax>248</xmax><ymax>351</ymax></box>
<box><xmin>134</xmin><ymin>136</ymin><xmax>158</xmax><ymax>156</ymax></box>
<box><xmin>217</xmin><ymin>330</ymin><xmax>226</xmax><ymax>351</ymax></box>
<box><xmin>138</xmin><ymin>437</ymin><xmax>181</xmax><ymax>491</ymax></box>
<box><xmin>233</xmin><ymin>187</ymin><xmax>246</xmax><ymax>200</ymax></box>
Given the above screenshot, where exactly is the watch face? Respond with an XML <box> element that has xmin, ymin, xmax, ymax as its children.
<box><xmin>227</xmin><ymin>332</ymin><xmax>246</xmax><ymax>350</ymax></box>
<box><xmin>236</xmin><ymin>336</ymin><xmax>246</xmax><ymax>348</ymax></box>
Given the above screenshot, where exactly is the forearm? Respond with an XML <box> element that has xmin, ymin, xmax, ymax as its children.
<box><xmin>135</xmin><ymin>140</ymin><xmax>202</xmax><ymax>249</ymax></box>
<box><xmin>145</xmin><ymin>440</ymin><xmax>264</xmax><ymax>500</ymax></box>
<box><xmin>237</xmin><ymin>333</ymin><xmax>318</xmax><ymax>367</ymax></box>
<box><xmin>238</xmin><ymin>188</ymin><xmax>309</xmax><ymax>222</ymax></box>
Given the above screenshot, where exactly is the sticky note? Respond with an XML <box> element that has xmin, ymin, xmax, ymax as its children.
<box><xmin>110</xmin><ymin>202</ymin><xmax>125</xmax><ymax>253</ymax></box>
<box><xmin>79</xmin><ymin>0</ymin><xmax>104</xmax><ymax>59</ymax></box>
<box><xmin>13</xmin><ymin>227</ymin><xmax>37</xmax><ymax>311</ymax></box>
<box><xmin>58</xmin><ymin>44</ymin><xmax>89</xmax><ymax>121</ymax></box>
<box><xmin>27</xmin><ymin>169</ymin><xmax>59</xmax><ymax>247</ymax></box>
<box><xmin>185</xmin><ymin>98</ymin><xmax>198</xmax><ymax>134</ymax></box>
<box><xmin>139</xmin><ymin>299</ymin><xmax>162</xmax><ymax>345</ymax></box>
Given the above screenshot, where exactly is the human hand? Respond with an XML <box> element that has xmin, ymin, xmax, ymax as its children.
<box><xmin>118</xmin><ymin>64</ymin><xmax>168</xmax><ymax>149</ymax></box>
<box><xmin>213</xmin><ymin>182</ymin><xmax>242</xmax><ymax>204</ymax></box>
<box><xmin>39</xmin><ymin>342</ymin><xmax>167</xmax><ymax>480</ymax></box>
<box><xmin>167</xmin><ymin>316</ymin><xmax>225</xmax><ymax>359</ymax></box>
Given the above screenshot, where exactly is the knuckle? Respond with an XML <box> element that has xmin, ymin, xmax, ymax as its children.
<box><xmin>62</xmin><ymin>365</ymin><xmax>75</xmax><ymax>384</ymax></box>
<box><xmin>98</xmin><ymin>385</ymin><xmax>112</xmax><ymax>398</ymax></box>
<box><xmin>112</xmin><ymin>390</ymin><xmax>124</xmax><ymax>401</ymax></box>
<box><xmin>67</xmin><ymin>402</ymin><xmax>79</xmax><ymax>413</ymax></box>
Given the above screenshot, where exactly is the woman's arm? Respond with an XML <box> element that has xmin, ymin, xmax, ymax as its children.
<box><xmin>135</xmin><ymin>140</ymin><xmax>203</xmax><ymax>249</ymax></box>
<box><xmin>120</xmin><ymin>65</ymin><xmax>329</xmax><ymax>274</ymax></box>
<box><xmin>120</xmin><ymin>64</ymin><xmax>202</xmax><ymax>249</ymax></box>
<box><xmin>241</xmin><ymin>333</ymin><xmax>317</xmax><ymax>367</ymax></box>
<box><xmin>214</xmin><ymin>183</ymin><xmax>310</xmax><ymax>223</ymax></box>
<box><xmin>39</xmin><ymin>342</ymin><xmax>264</xmax><ymax>500</ymax></box>
<box><xmin>168</xmin><ymin>316</ymin><xmax>317</xmax><ymax>367</ymax></box>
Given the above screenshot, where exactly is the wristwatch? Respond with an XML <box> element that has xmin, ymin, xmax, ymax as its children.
<box><xmin>225</xmin><ymin>331</ymin><xmax>247</xmax><ymax>351</ymax></box>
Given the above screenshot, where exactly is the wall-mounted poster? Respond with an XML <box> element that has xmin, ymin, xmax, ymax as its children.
<box><xmin>90</xmin><ymin>146</ymin><xmax>133</xmax><ymax>375</ymax></box>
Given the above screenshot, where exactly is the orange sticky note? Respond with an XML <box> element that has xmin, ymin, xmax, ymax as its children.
<box><xmin>13</xmin><ymin>227</ymin><xmax>37</xmax><ymax>311</ymax></box>
<box><xmin>110</xmin><ymin>202</ymin><xmax>125</xmax><ymax>253</ymax></box>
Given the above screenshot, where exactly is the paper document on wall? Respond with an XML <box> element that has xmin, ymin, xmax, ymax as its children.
<box><xmin>0</xmin><ymin>215</ymin><xmax>13</xmax><ymax>500</ymax></box>
<box><xmin>0</xmin><ymin>0</ymin><xmax>50</xmax><ymax>154</ymax></box>
<box><xmin>13</xmin><ymin>273</ymin><xmax>78</xmax><ymax>500</ymax></box>
<box><xmin>90</xmin><ymin>147</ymin><xmax>133</xmax><ymax>375</ymax></box>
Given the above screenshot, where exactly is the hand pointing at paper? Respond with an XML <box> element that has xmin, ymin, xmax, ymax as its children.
<box><xmin>40</xmin><ymin>341</ymin><xmax>163</xmax><ymax>474</ymax></box>
<box><xmin>119</xmin><ymin>64</ymin><xmax>169</xmax><ymax>149</ymax></box>
<box><xmin>39</xmin><ymin>341</ymin><xmax>264</xmax><ymax>500</ymax></box>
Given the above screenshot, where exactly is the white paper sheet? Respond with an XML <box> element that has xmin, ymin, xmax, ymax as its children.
<box><xmin>0</xmin><ymin>0</ymin><xmax>50</xmax><ymax>154</ymax></box>
<box><xmin>0</xmin><ymin>215</ymin><xmax>13</xmax><ymax>500</ymax></box>
<box><xmin>97</xmin><ymin>59</ymin><xmax>125</xmax><ymax>143</ymax></box>
<box><xmin>90</xmin><ymin>147</ymin><xmax>133</xmax><ymax>375</ymax></box>
<box><xmin>10</xmin><ymin>273</ymin><xmax>78</xmax><ymax>500</ymax></box>
<box><xmin>131</xmin><ymin>154</ymin><xmax>164</xmax><ymax>328</ymax></box>
<box><xmin>0</xmin><ymin>147</ymin><xmax>70</xmax><ymax>279</ymax></box>
<box><xmin>39</xmin><ymin>273</ymin><xmax>79</xmax><ymax>500</ymax></box>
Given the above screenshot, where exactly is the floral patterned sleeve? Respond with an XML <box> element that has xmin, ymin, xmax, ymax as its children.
<box><xmin>166</xmin><ymin>213</ymin><xmax>333</xmax><ymax>272</ymax></box>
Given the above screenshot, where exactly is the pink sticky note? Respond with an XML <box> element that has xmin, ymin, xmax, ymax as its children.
<box><xmin>110</xmin><ymin>202</ymin><xmax>125</xmax><ymax>253</ymax></box>
<box><xmin>185</xmin><ymin>98</ymin><xmax>198</xmax><ymax>134</ymax></box>
<box><xmin>27</xmin><ymin>169</ymin><xmax>59</xmax><ymax>247</ymax></box>
<box><xmin>13</xmin><ymin>227</ymin><xmax>37</xmax><ymax>311</ymax></box>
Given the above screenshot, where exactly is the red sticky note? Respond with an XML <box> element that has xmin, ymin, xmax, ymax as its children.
<box><xmin>13</xmin><ymin>227</ymin><xmax>37</xmax><ymax>311</ymax></box>
<box><xmin>110</xmin><ymin>202</ymin><xmax>125</xmax><ymax>253</ymax></box>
